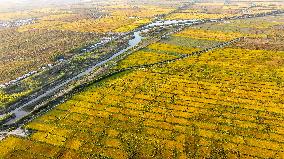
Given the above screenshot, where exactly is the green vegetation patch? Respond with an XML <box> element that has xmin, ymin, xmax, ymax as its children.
<box><xmin>162</xmin><ymin>36</ymin><xmax>222</xmax><ymax>49</ymax></box>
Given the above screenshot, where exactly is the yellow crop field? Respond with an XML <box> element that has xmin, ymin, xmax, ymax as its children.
<box><xmin>1</xmin><ymin>1</ymin><xmax>284</xmax><ymax>159</ymax></box>
<box><xmin>1</xmin><ymin>39</ymin><xmax>283</xmax><ymax>158</ymax></box>
<box><xmin>18</xmin><ymin>16</ymin><xmax>150</xmax><ymax>33</ymax></box>
<box><xmin>215</xmin><ymin>15</ymin><xmax>284</xmax><ymax>29</ymax></box>
<box><xmin>0</xmin><ymin>92</ymin><xmax>16</xmax><ymax>108</ymax></box>
<box><xmin>17</xmin><ymin>20</ymin><xmax>66</xmax><ymax>32</ymax></box>
<box><xmin>195</xmin><ymin>2</ymin><xmax>225</xmax><ymax>6</ymax></box>
<box><xmin>109</xmin><ymin>5</ymin><xmax>174</xmax><ymax>18</ymax></box>
<box><xmin>114</xmin><ymin>18</ymin><xmax>151</xmax><ymax>32</ymax></box>
<box><xmin>61</xmin><ymin>16</ymin><xmax>151</xmax><ymax>33</ymax></box>
<box><xmin>116</xmin><ymin>50</ymin><xmax>177</xmax><ymax>69</ymax></box>
<box><xmin>0</xmin><ymin>8</ymin><xmax>69</xmax><ymax>20</ymax></box>
<box><xmin>0</xmin><ymin>12</ymin><xmax>33</xmax><ymax>21</ymax></box>
<box><xmin>166</xmin><ymin>13</ymin><xmax>233</xmax><ymax>20</ymax></box>
<box><xmin>174</xmin><ymin>28</ymin><xmax>245</xmax><ymax>41</ymax></box>
<box><xmin>40</xmin><ymin>13</ymin><xmax>76</xmax><ymax>21</ymax></box>
<box><xmin>147</xmin><ymin>42</ymin><xmax>199</xmax><ymax>54</ymax></box>
<box><xmin>0</xmin><ymin>90</ymin><xmax>31</xmax><ymax>108</ymax></box>
<box><xmin>60</xmin><ymin>17</ymin><xmax>135</xmax><ymax>33</ymax></box>
<box><xmin>17</xmin><ymin>5</ymin><xmax>171</xmax><ymax>33</ymax></box>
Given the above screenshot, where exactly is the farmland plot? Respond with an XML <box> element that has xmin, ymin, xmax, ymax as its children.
<box><xmin>1</xmin><ymin>29</ymin><xmax>284</xmax><ymax>159</ymax></box>
<box><xmin>0</xmin><ymin>1</ymin><xmax>284</xmax><ymax>158</ymax></box>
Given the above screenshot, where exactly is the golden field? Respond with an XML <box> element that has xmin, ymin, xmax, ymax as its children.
<box><xmin>1</xmin><ymin>14</ymin><xmax>284</xmax><ymax>158</ymax></box>
<box><xmin>0</xmin><ymin>1</ymin><xmax>284</xmax><ymax>158</ymax></box>
<box><xmin>17</xmin><ymin>5</ymin><xmax>172</xmax><ymax>33</ymax></box>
